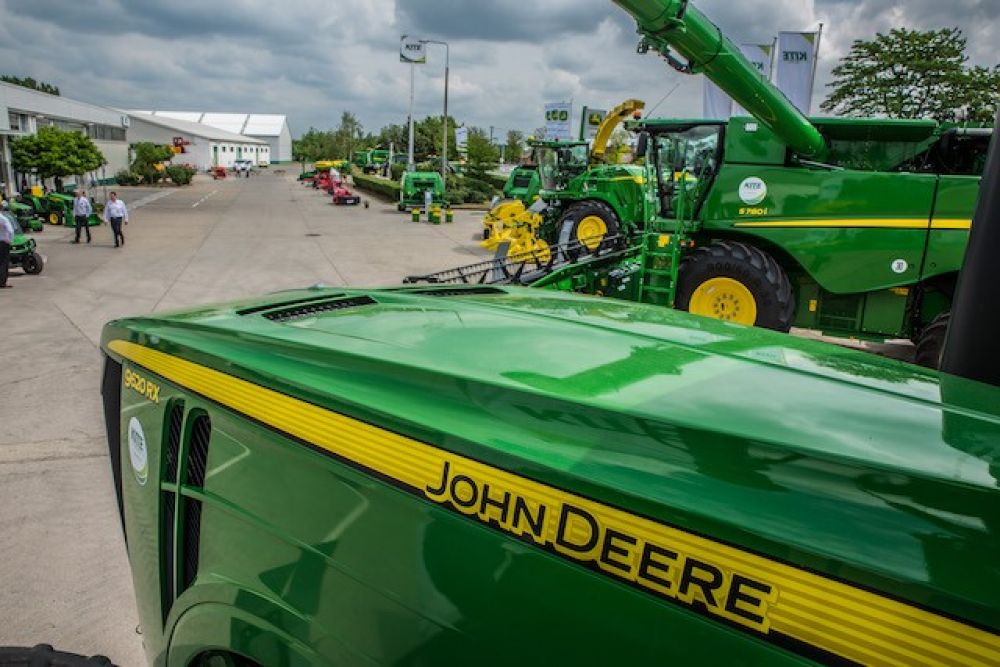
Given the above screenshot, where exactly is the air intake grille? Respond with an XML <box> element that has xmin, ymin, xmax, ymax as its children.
<box><xmin>100</xmin><ymin>357</ymin><xmax>125</xmax><ymax>539</ymax></box>
<box><xmin>180</xmin><ymin>413</ymin><xmax>211</xmax><ymax>593</ymax></box>
<box><xmin>236</xmin><ymin>293</ymin><xmax>345</xmax><ymax>316</ymax></box>
<box><xmin>185</xmin><ymin>415</ymin><xmax>211</xmax><ymax>489</ymax></box>
<box><xmin>161</xmin><ymin>490</ymin><xmax>176</xmax><ymax>621</ymax></box>
<box><xmin>262</xmin><ymin>295</ymin><xmax>377</xmax><ymax>322</ymax></box>
<box><xmin>165</xmin><ymin>402</ymin><xmax>183</xmax><ymax>483</ymax></box>
<box><xmin>181</xmin><ymin>498</ymin><xmax>202</xmax><ymax>591</ymax></box>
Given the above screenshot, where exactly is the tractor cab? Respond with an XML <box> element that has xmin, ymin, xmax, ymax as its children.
<box><xmin>536</xmin><ymin>141</ymin><xmax>590</xmax><ymax>192</ymax></box>
<box><xmin>635</xmin><ymin>120</ymin><xmax>725</xmax><ymax>221</ymax></box>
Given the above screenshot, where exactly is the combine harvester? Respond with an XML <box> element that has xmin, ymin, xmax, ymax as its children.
<box><xmin>427</xmin><ymin>1</ymin><xmax>989</xmax><ymax>369</ymax></box>
<box><xmin>99</xmin><ymin>1</ymin><xmax>1000</xmax><ymax>665</ymax></box>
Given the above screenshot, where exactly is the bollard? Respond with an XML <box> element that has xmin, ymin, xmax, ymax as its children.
<box><xmin>411</xmin><ymin>208</ymin><xmax>420</xmax><ymax>223</ymax></box>
<box><xmin>431</xmin><ymin>207</ymin><xmax>441</xmax><ymax>225</ymax></box>
<box><xmin>445</xmin><ymin>209</ymin><xmax>454</xmax><ymax>223</ymax></box>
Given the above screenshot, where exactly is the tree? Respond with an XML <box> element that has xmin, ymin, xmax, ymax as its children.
<box><xmin>130</xmin><ymin>142</ymin><xmax>175</xmax><ymax>183</ymax></box>
<box><xmin>821</xmin><ymin>28</ymin><xmax>1000</xmax><ymax>123</ymax></box>
<box><xmin>11</xmin><ymin>126</ymin><xmax>104</xmax><ymax>179</ymax></box>
<box><xmin>504</xmin><ymin>130</ymin><xmax>525</xmax><ymax>164</ymax></box>
<box><xmin>466</xmin><ymin>127</ymin><xmax>499</xmax><ymax>177</ymax></box>
<box><xmin>1</xmin><ymin>75</ymin><xmax>60</xmax><ymax>95</ymax></box>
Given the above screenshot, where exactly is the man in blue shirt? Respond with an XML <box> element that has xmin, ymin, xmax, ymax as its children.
<box><xmin>73</xmin><ymin>190</ymin><xmax>92</xmax><ymax>244</ymax></box>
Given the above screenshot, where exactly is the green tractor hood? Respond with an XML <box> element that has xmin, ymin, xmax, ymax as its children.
<box><xmin>101</xmin><ymin>286</ymin><xmax>1000</xmax><ymax>665</ymax></box>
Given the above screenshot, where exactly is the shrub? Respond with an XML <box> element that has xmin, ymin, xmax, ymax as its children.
<box><xmin>115</xmin><ymin>169</ymin><xmax>142</xmax><ymax>186</ymax></box>
<box><xmin>390</xmin><ymin>163</ymin><xmax>406</xmax><ymax>181</ymax></box>
<box><xmin>352</xmin><ymin>173</ymin><xmax>401</xmax><ymax>201</ymax></box>
<box><xmin>165</xmin><ymin>164</ymin><xmax>196</xmax><ymax>186</ymax></box>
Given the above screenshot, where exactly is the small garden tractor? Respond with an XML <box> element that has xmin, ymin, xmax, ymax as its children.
<box><xmin>44</xmin><ymin>192</ymin><xmax>101</xmax><ymax>227</ymax></box>
<box><xmin>2</xmin><ymin>211</ymin><xmax>44</xmax><ymax>275</ymax></box>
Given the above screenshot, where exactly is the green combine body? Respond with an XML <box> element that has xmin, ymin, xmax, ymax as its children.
<box><xmin>398</xmin><ymin>170</ymin><xmax>446</xmax><ymax>211</ymax></box>
<box><xmin>460</xmin><ymin>0</ymin><xmax>989</xmax><ymax>367</ymax></box>
<box><xmin>101</xmin><ymin>286</ymin><xmax>1000</xmax><ymax>666</ymax></box>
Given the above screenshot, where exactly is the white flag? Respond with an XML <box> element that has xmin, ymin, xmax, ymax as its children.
<box><xmin>774</xmin><ymin>31</ymin><xmax>820</xmax><ymax>114</ymax></box>
<box><xmin>703</xmin><ymin>80</ymin><xmax>733</xmax><ymax>119</ymax></box>
<box><xmin>733</xmin><ymin>43</ymin><xmax>775</xmax><ymax>116</ymax></box>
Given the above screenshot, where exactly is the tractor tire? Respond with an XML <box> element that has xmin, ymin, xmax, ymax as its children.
<box><xmin>22</xmin><ymin>252</ymin><xmax>44</xmax><ymax>275</ymax></box>
<box><xmin>676</xmin><ymin>241</ymin><xmax>795</xmax><ymax>331</ymax></box>
<box><xmin>48</xmin><ymin>210</ymin><xmax>63</xmax><ymax>225</ymax></box>
<box><xmin>557</xmin><ymin>201</ymin><xmax>621</xmax><ymax>259</ymax></box>
<box><xmin>915</xmin><ymin>312</ymin><xmax>949</xmax><ymax>370</ymax></box>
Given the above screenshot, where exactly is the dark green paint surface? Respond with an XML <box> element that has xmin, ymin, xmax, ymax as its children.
<box><xmin>104</xmin><ymin>287</ymin><xmax>1000</xmax><ymax>665</ymax></box>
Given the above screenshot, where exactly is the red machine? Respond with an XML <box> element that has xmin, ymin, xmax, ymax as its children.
<box><xmin>331</xmin><ymin>184</ymin><xmax>360</xmax><ymax>205</ymax></box>
<box><xmin>211</xmin><ymin>166</ymin><xmax>227</xmax><ymax>180</ymax></box>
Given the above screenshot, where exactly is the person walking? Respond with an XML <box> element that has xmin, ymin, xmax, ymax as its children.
<box><xmin>103</xmin><ymin>191</ymin><xmax>128</xmax><ymax>248</ymax></box>
<box><xmin>0</xmin><ymin>203</ymin><xmax>14</xmax><ymax>288</ymax></box>
<box><xmin>73</xmin><ymin>190</ymin><xmax>93</xmax><ymax>244</ymax></box>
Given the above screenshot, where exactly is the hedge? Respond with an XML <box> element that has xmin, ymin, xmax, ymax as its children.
<box><xmin>483</xmin><ymin>172</ymin><xmax>509</xmax><ymax>189</ymax></box>
<box><xmin>352</xmin><ymin>173</ymin><xmax>400</xmax><ymax>201</ymax></box>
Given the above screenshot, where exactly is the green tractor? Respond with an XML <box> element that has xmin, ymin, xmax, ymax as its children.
<box><xmin>43</xmin><ymin>192</ymin><xmax>102</xmax><ymax>227</ymax></box>
<box><xmin>6</xmin><ymin>200</ymin><xmax>44</xmax><ymax>232</ymax></box>
<box><xmin>353</xmin><ymin>149</ymin><xmax>391</xmax><ymax>175</ymax></box>
<box><xmin>3</xmin><ymin>210</ymin><xmax>44</xmax><ymax>275</ymax></box>
<box><xmin>398</xmin><ymin>170</ymin><xmax>446</xmax><ymax>212</ymax></box>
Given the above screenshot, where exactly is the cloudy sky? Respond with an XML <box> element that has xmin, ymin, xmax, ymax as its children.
<box><xmin>0</xmin><ymin>0</ymin><xmax>996</xmax><ymax>139</ymax></box>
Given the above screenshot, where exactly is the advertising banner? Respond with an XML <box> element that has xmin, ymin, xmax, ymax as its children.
<box><xmin>400</xmin><ymin>35</ymin><xmax>426</xmax><ymax>64</ymax></box>
<box><xmin>733</xmin><ymin>43</ymin><xmax>776</xmax><ymax>116</ymax></box>
<box><xmin>774</xmin><ymin>31</ymin><xmax>820</xmax><ymax>114</ymax></box>
<box><xmin>579</xmin><ymin>107</ymin><xmax>607</xmax><ymax>142</ymax></box>
<box><xmin>455</xmin><ymin>126</ymin><xmax>469</xmax><ymax>153</ymax></box>
<box><xmin>544</xmin><ymin>102</ymin><xmax>573</xmax><ymax>141</ymax></box>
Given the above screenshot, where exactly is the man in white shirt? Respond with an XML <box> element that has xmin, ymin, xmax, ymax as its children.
<box><xmin>0</xmin><ymin>203</ymin><xmax>14</xmax><ymax>288</ymax></box>
<box><xmin>103</xmin><ymin>191</ymin><xmax>129</xmax><ymax>248</ymax></box>
<box><xmin>73</xmin><ymin>190</ymin><xmax>93</xmax><ymax>244</ymax></box>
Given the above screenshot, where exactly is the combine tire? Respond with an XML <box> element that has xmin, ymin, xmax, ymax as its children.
<box><xmin>676</xmin><ymin>241</ymin><xmax>794</xmax><ymax>331</ymax></box>
<box><xmin>915</xmin><ymin>312</ymin><xmax>949</xmax><ymax>369</ymax></box>
<box><xmin>557</xmin><ymin>201</ymin><xmax>621</xmax><ymax>259</ymax></box>
<box><xmin>22</xmin><ymin>251</ymin><xmax>44</xmax><ymax>275</ymax></box>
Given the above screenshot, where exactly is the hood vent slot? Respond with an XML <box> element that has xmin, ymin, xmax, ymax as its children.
<box><xmin>263</xmin><ymin>296</ymin><xmax>377</xmax><ymax>322</ymax></box>
<box><xmin>410</xmin><ymin>287</ymin><xmax>506</xmax><ymax>297</ymax></box>
<box><xmin>237</xmin><ymin>293</ymin><xmax>345</xmax><ymax>316</ymax></box>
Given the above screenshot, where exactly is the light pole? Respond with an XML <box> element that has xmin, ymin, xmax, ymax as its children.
<box><xmin>421</xmin><ymin>39</ymin><xmax>449</xmax><ymax>183</ymax></box>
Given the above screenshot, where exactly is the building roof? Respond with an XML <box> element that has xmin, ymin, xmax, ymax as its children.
<box><xmin>1</xmin><ymin>81</ymin><xmax>126</xmax><ymax>128</ymax></box>
<box><xmin>136</xmin><ymin>111</ymin><xmax>288</xmax><ymax>137</ymax></box>
<box><xmin>124</xmin><ymin>110</ymin><xmax>266</xmax><ymax>144</ymax></box>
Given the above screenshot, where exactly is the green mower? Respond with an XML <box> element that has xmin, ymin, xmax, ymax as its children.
<box><xmin>4</xmin><ymin>213</ymin><xmax>44</xmax><ymax>275</ymax></box>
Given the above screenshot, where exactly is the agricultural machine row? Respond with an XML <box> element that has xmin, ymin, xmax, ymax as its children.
<box><xmin>298</xmin><ymin>162</ymin><xmax>363</xmax><ymax>206</ymax></box>
<box><xmin>417</xmin><ymin>6</ymin><xmax>988</xmax><ymax>369</ymax></box>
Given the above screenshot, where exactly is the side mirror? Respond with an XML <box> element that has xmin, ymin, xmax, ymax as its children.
<box><xmin>636</xmin><ymin>132</ymin><xmax>650</xmax><ymax>158</ymax></box>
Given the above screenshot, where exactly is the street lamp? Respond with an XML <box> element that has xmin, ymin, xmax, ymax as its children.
<box><xmin>421</xmin><ymin>39</ymin><xmax>449</xmax><ymax>183</ymax></box>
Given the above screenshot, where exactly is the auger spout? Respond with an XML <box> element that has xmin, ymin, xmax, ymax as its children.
<box><xmin>612</xmin><ymin>0</ymin><xmax>828</xmax><ymax>159</ymax></box>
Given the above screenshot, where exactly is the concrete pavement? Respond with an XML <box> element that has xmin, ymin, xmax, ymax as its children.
<box><xmin>0</xmin><ymin>171</ymin><xmax>491</xmax><ymax>664</ymax></box>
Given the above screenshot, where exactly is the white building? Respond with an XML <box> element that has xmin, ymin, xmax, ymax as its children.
<box><xmin>0</xmin><ymin>81</ymin><xmax>131</xmax><ymax>197</ymax></box>
<box><xmin>133</xmin><ymin>111</ymin><xmax>292</xmax><ymax>163</ymax></box>
<box><xmin>125</xmin><ymin>111</ymin><xmax>269</xmax><ymax>170</ymax></box>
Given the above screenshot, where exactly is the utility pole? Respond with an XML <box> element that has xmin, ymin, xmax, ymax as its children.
<box><xmin>407</xmin><ymin>61</ymin><xmax>415</xmax><ymax>171</ymax></box>
<box><xmin>422</xmin><ymin>40</ymin><xmax>450</xmax><ymax>182</ymax></box>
